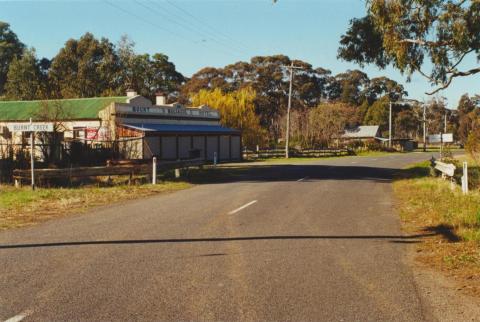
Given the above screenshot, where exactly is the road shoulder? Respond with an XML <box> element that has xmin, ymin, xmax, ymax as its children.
<box><xmin>393</xmin><ymin>160</ymin><xmax>480</xmax><ymax>321</ymax></box>
<box><xmin>407</xmin><ymin>248</ymin><xmax>480</xmax><ymax>322</ymax></box>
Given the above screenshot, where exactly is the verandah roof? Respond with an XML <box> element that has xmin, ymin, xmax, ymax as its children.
<box><xmin>122</xmin><ymin>123</ymin><xmax>240</xmax><ymax>135</ymax></box>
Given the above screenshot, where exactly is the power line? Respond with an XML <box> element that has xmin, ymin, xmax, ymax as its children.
<box><xmin>149</xmin><ymin>0</ymin><xmax>249</xmax><ymax>55</ymax></box>
<box><xmin>164</xmin><ymin>0</ymin><xmax>252</xmax><ymax>53</ymax></box>
<box><xmin>134</xmin><ymin>0</ymin><xmax>244</xmax><ymax>56</ymax></box>
<box><xmin>104</xmin><ymin>0</ymin><xmax>238</xmax><ymax>57</ymax></box>
<box><xmin>104</xmin><ymin>0</ymin><xmax>196</xmax><ymax>44</ymax></box>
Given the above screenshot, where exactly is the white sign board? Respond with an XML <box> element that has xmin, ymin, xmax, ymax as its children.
<box><xmin>428</xmin><ymin>133</ymin><xmax>454</xmax><ymax>143</ymax></box>
<box><xmin>435</xmin><ymin>161</ymin><xmax>456</xmax><ymax>177</ymax></box>
<box><xmin>115</xmin><ymin>105</ymin><xmax>220</xmax><ymax>119</ymax></box>
<box><xmin>8</xmin><ymin>123</ymin><xmax>54</xmax><ymax>132</ymax></box>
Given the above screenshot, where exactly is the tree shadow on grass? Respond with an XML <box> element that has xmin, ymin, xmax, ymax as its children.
<box><xmin>423</xmin><ymin>224</ymin><xmax>462</xmax><ymax>242</ymax></box>
<box><xmin>394</xmin><ymin>163</ymin><xmax>432</xmax><ymax>180</ymax></box>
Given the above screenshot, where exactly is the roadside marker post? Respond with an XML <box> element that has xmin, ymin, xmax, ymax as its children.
<box><xmin>462</xmin><ymin>162</ymin><xmax>469</xmax><ymax>195</ymax></box>
<box><xmin>152</xmin><ymin>157</ymin><xmax>157</xmax><ymax>185</ymax></box>
<box><xmin>7</xmin><ymin>119</ymin><xmax>54</xmax><ymax>190</ymax></box>
<box><xmin>214</xmin><ymin>152</ymin><xmax>217</xmax><ymax>166</ymax></box>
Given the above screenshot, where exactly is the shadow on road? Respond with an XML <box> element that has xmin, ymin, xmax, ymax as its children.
<box><xmin>186</xmin><ymin>164</ymin><xmax>407</xmax><ymax>185</ymax></box>
<box><xmin>0</xmin><ymin>231</ymin><xmax>453</xmax><ymax>250</ymax></box>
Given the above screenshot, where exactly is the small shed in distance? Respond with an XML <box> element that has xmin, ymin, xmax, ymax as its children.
<box><xmin>342</xmin><ymin>125</ymin><xmax>380</xmax><ymax>141</ymax></box>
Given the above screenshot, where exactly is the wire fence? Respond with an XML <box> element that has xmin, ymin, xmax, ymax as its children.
<box><xmin>242</xmin><ymin>148</ymin><xmax>352</xmax><ymax>160</ymax></box>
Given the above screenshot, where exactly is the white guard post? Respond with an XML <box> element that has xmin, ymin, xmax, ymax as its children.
<box><xmin>152</xmin><ymin>157</ymin><xmax>157</xmax><ymax>185</ymax></box>
<box><xmin>214</xmin><ymin>152</ymin><xmax>218</xmax><ymax>166</ymax></box>
<box><xmin>462</xmin><ymin>162</ymin><xmax>469</xmax><ymax>195</ymax></box>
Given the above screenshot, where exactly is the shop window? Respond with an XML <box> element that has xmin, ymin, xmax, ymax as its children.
<box><xmin>73</xmin><ymin>127</ymin><xmax>85</xmax><ymax>139</ymax></box>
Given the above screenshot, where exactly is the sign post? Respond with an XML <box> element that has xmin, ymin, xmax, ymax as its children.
<box><xmin>440</xmin><ymin>131</ymin><xmax>443</xmax><ymax>159</ymax></box>
<box><xmin>30</xmin><ymin>118</ymin><xmax>35</xmax><ymax>190</ymax></box>
<box><xmin>8</xmin><ymin>121</ymin><xmax>54</xmax><ymax>190</ymax></box>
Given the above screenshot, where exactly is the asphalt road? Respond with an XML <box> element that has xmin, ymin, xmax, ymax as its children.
<box><xmin>0</xmin><ymin>153</ymin><xmax>439</xmax><ymax>321</ymax></box>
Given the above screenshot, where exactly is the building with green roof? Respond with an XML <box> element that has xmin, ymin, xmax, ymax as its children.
<box><xmin>0</xmin><ymin>91</ymin><xmax>241</xmax><ymax>162</ymax></box>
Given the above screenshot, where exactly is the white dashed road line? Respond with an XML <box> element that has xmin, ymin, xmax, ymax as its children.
<box><xmin>4</xmin><ymin>310</ymin><xmax>33</xmax><ymax>322</ymax></box>
<box><xmin>228</xmin><ymin>200</ymin><xmax>258</xmax><ymax>215</ymax></box>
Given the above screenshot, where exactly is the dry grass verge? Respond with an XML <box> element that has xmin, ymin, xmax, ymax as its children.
<box><xmin>394</xmin><ymin>161</ymin><xmax>480</xmax><ymax>297</ymax></box>
<box><xmin>0</xmin><ymin>181</ymin><xmax>191</xmax><ymax>230</ymax></box>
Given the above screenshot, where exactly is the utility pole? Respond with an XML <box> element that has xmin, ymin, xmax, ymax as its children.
<box><xmin>444</xmin><ymin>112</ymin><xmax>447</xmax><ymax>133</ymax></box>
<box><xmin>423</xmin><ymin>104</ymin><xmax>427</xmax><ymax>152</ymax></box>
<box><xmin>389</xmin><ymin>101</ymin><xmax>392</xmax><ymax>149</ymax></box>
<box><xmin>284</xmin><ymin>62</ymin><xmax>303</xmax><ymax>158</ymax></box>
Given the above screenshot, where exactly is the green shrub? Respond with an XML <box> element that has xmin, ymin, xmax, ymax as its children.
<box><xmin>466</xmin><ymin>129</ymin><xmax>480</xmax><ymax>165</ymax></box>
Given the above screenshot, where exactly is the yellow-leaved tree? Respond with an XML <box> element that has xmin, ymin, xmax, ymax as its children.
<box><xmin>191</xmin><ymin>87</ymin><xmax>265</xmax><ymax>148</ymax></box>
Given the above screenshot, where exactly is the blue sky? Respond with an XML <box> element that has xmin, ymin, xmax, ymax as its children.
<box><xmin>1</xmin><ymin>0</ymin><xmax>479</xmax><ymax>108</ymax></box>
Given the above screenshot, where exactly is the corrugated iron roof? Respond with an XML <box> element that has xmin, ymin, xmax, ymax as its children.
<box><xmin>342</xmin><ymin>125</ymin><xmax>380</xmax><ymax>138</ymax></box>
<box><xmin>122</xmin><ymin>123</ymin><xmax>240</xmax><ymax>134</ymax></box>
<box><xmin>0</xmin><ymin>97</ymin><xmax>127</xmax><ymax>121</ymax></box>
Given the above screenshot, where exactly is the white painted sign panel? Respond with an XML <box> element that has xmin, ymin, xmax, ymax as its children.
<box><xmin>116</xmin><ymin>105</ymin><xmax>220</xmax><ymax>119</ymax></box>
<box><xmin>428</xmin><ymin>133</ymin><xmax>453</xmax><ymax>143</ymax></box>
<box><xmin>8</xmin><ymin>123</ymin><xmax>54</xmax><ymax>132</ymax></box>
<box><xmin>435</xmin><ymin>161</ymin><xmax>456</xmax><ymax>177</ymax></box>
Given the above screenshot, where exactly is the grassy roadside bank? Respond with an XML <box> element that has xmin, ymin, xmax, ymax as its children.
<box><xmin>394</xmin><ymin>161</ymin><xmax>480</xmax><ymax>297</ymax></box>
<box><xmin>0</xmin><ymin>181</ymin><xmax>191</xmax><ymax>230</ymax></box>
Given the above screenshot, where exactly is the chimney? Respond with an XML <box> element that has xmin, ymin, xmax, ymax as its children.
<box><xmin>156</xmin><ymin>91</ymin><xmax>167</xmax><ymax>105</ymax></box>
<box><xmin>126</xmin><ymin>89</ymin><xmax>137</xmax><ymax>97</ymax></box>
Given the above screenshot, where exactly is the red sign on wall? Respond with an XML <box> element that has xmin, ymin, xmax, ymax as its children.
<box><xmin>86</xmin><ymin>127</ymin><xmax>109</xmax><ymax>140</ymax></box>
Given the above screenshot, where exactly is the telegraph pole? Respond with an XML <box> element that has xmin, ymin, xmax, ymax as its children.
<box><xmin>284</xmin><ymin>62</ymin><xmax>303</xmax><ymax>159</ymax></box>
<box><xmin>389</xmin><ymin>101</ymin><xmax>392</xmax><ymax>149</ymax></box>
<box><xmin>423</xmin><ymin>104</ymin><xmax>427</xmax><ymax>152</ymax></box>
<box><xmin>444</xmin><ymin>112</ymin><xmax>447</xmax><ymax>133</ymax></box>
